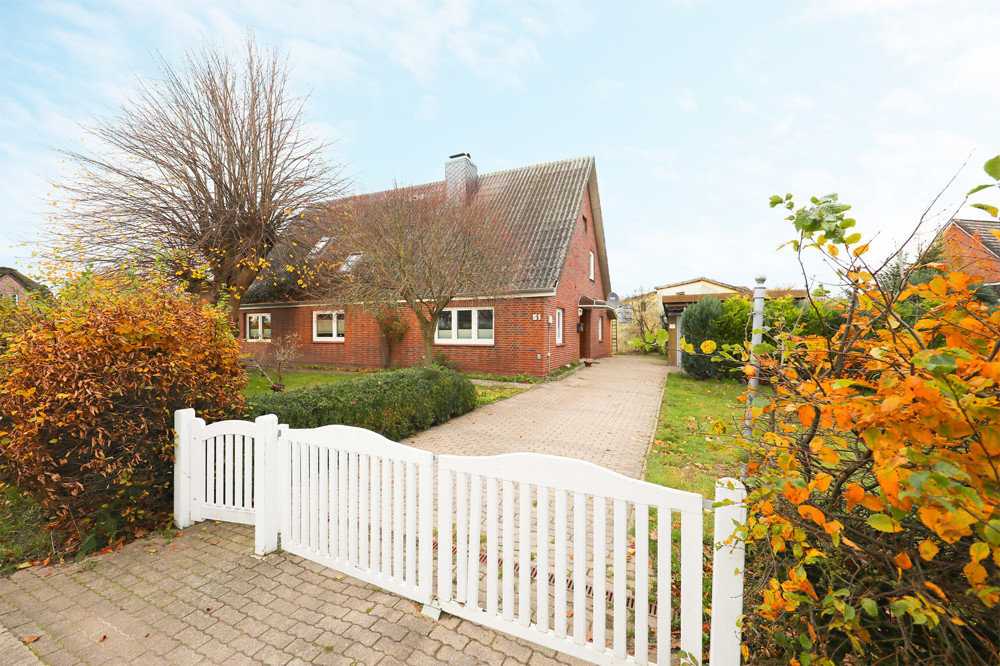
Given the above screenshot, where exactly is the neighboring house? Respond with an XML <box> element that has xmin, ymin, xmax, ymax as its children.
<box><xmin>238</xmin><ymin>155</ymin><xmax>614</xmax><ymax>377</ymax></box>
<box><xmin>0</xmin><ymin>267</ymin><xmax>47</xmax><ymax>304</ymax></box>
<box><xmin>654</xmin><ymin>277</ymin><xmax>807</xmax><ymax>366</ymax></box>
<box><xmin>938</xmin><ymin>218</ymin><xmax>1000</xmax><ymax>286</ymax></box>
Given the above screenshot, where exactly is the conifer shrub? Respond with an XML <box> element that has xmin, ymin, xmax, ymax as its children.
<box><xmin>680</xmin><ymin>296</ymin><xmax>724</xmax><ymax>379</ymax></box>
<box><xmin>0</xmin><ymin>274</ymin><xmax>246</xmax><ymax>553</ymax></box>
<box><xmin>245</xmin><ymin>365</ymin><xmax>476</xmax><ymax>440</ymax></box>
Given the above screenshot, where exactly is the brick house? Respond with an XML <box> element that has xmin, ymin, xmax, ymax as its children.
<box><xmin>237</xmin><ymin>155</ymin><xmax>614</xmax><ymax>377</ymax></box>
<box><xmin>0</xmin><ymin>267</ymin><xmax>47</xmax><ymax>304</ymax></box>
<box><xmin>939</xmin><ymin>218</ymin><xmax>1000</xmax><ymax>285</ymax></box>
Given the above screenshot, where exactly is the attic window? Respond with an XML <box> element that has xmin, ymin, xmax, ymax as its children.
<box><xmin>340</xmin><ymin>253</ymin><xmax>362</xmax><ymax>272</ymax></box>
<box><xmin>310</xmin><ymin>236</ymin><xmax>331</xmax><ymax>257</ymax></box>
<box><xmin>583</xmin><ymin>215</ymin><xmax>588</xmax><ymax>231</ymax></box>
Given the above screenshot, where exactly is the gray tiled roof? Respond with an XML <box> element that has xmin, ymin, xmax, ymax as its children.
<box><xmin>243</xmin><ymin>157</ymin><xmax>596</xmax><ymax>304</ymax></box>
<box><xmin>952</xmin><ymin>218</ymin><xmax>1000</xmax><ymax>259</ymax></box>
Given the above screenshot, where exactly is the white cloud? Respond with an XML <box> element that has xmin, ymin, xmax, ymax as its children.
<box><xmin>677</xmin><ymin>88</ymin><xmax>697</xmax><ymax>112</ymax></box>
<box><xmin>588</xmin><ymin>78</ymin><xmax>625</xmax><ymax>102</ymax></box>
<box><xmin>728</xmin><ymin>96</ymin><xmax>756</xmax><ymax>114</ymax></box>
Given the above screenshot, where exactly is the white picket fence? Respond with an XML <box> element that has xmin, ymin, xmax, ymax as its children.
<box><xmin>173</xmin><ymin>409</ymin><xmax>747</xmax><ymax>665</ymax></box>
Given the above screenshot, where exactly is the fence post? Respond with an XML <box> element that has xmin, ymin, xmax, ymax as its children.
<box><xmin>710</xmin><ymin>477</ymin><xmax>748</xmax><ymax>665</ymax></box>
<box><xmin>173</xmin><ymin>409</ymin><xmax>196</xmax><ymax>529</ymax></box>
<box><xmin>254</xmin><ymin>414</ymin><xmax>280</xmax><ymax>555</ymax></box>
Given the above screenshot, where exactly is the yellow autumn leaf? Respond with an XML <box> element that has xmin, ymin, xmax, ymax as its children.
<box><xmin>919</xmin><ymin>538</ymin><xmax>939</xmax><ymax>561</ymax></box>
<box><xmin>700</xmin><ymin>340</ymin><xmax>717</xmax><ymax>354</ymax></box>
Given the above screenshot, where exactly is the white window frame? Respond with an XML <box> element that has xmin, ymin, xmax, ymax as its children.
<box><xmin>589</xmin><ymin>251</ymin><xmax>595</xmax><ymax>281</ymax></box>
<box><xmin>313</xmin><ymin>310</ymin><xmax>345</xmax><ymax>342</ymax></box>
<box><xmin>245</xmin><ymin>313</ymin><xmax>271</xmax><ymax>342</ymax></box>
<box><xmin>435</xmin><ymin>307</ymin><xmax>495</xmax><ymax>345</ymax></box>
<box><xmin>599</xmin><ymin>315</ymin><xmax>604</xmax><ymax>341</ymax></box>
<box><xmin>555</xmin><ymin>308</ymin><xmax>564</xmax><ymax>344</ymax></box>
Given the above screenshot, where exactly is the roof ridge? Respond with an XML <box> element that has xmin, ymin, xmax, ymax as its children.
<box><xmin>480</xmin><ymin>156</ymin><xmax>594</xmax><ymax>179</ymax></box>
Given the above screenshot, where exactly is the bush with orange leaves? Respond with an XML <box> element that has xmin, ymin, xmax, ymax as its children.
<box><xmin>738</xmin><ymin>161</ymin><xmax>1000</xmax><ymax>665</ymax></box>
<box><xmin>0</xmin><ymin>272</ymin><xmax>245</xmax><ymax>554</ymax></box>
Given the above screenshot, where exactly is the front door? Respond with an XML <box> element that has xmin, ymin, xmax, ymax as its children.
<box><xmin>579</xmin><ymin>310</ymin><xmax>591</xmax><ymax>359</ymax></box>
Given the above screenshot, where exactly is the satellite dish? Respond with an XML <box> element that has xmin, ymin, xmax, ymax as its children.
<box><xmin>606</xmin><ymin>292</ymin><xmax>620</xmax><ymax>308</ymax></box>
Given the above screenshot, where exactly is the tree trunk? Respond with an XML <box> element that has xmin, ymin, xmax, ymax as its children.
<box><xmin>418</xmin><ymin>317</ymin><xmax>436</xmax><ymax>366</ymax></box>
<box><xmin>226</xmin><ymin>292</ymin><xmax>243</xmax><ymax>329</ymax></box>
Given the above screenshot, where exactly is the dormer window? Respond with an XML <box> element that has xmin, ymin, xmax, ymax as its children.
<box><xmin>309</xmin><ymin>236</ymin><xmax>331</xmax><ymax>257</ymax></box>
<box><xmin>340</xmin><ymin>253</ymin><xmax>362</xmax><ymax>272</ymax></box>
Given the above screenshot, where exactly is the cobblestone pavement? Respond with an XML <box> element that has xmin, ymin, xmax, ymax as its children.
<box><xmin>0</xmin><ymin>355</ymin><xmax>670</xmax><ymax>665</ymax></box>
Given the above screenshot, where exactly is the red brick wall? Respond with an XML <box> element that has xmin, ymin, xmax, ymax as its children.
<box><xmin>239</xmin><ymin>296</ymin><xmax>559</xmax><ymax>376</ymax></box>
<box><xmin>943</xmin><ymin>225</ymin><xmax>1000</xmax><ymax>283</ymax></box>
<box><xmin>238</xmin><ymin>187</ymin><xmax>612</xmax><ymax>376</ymax></box>
<box><xmin>545</xmin><ymin>185</ymin><xmax>611</xmax><ymax>372</ymax></box>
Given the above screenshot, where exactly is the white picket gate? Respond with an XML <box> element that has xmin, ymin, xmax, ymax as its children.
<box><xmin>273</xmin><ymin>425</ymin><xmax>435</xmax><ymax>604</ymax></box>
<box><xmin>173</xmin><ymin>410</ymin><xmax>747</xmax><ymax>665</ymax></box>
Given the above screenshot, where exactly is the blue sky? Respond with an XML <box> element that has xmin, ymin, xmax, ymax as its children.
<box><xmin>2</xmin><ymin>0</ymin><xmax>999</xmax><ymax>296</ymax></box>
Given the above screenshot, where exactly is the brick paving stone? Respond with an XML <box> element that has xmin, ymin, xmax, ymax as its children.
<box><xmin>429</xmin><ymin>624</ymin><xmax>470</xmax><ymax>651</ymax></box>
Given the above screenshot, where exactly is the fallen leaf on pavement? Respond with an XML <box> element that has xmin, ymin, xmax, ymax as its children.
<box><xmin>23</xmin><ymin>636</ymin><xmax>39</xmax><ymax>644</ymax></box>
<box><xmin>98</xmin><ymin>635</ymin><xmax>106</xmax><ymax>642</ymax></box>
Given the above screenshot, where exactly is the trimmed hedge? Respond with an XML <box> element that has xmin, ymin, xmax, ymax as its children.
<box><xmin>244</xmin><ymin>366</ymin><xmax>476</xmax><ymax>440</ymax></box>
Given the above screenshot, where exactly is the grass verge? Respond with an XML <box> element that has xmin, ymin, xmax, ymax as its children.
<box><xmin>645</xmin><ymin>373</ymin><xmax>746</xmax><ymax>497</ymax></box>
<box><xmin>474</xmin><ymin>384</ymin><xmax>529</xmax><ymax>407</ymax></box>
<box><xmin>643</xmin><ymin>372</ymin><xmax>747</xmax><ymax>634</ymax></box>
<box><xmin>0</xmin><ymin>483</ymin><xmax>58</xmax><ymax>575</ymax></box>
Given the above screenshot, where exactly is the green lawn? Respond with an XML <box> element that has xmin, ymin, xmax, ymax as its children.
<box><xmin>244</xmin><ymin>369</ymin><xmax>361</xmax><ymax>397</ymax></box>
<box><xmin>645</xmin><ymin>373</ymin><xmax>746</xmax><ymax>498</ymax></box>
<box><xmin>643</xmin><ymin>372</ymin><xmax>748</xmax><ymax>624</ymax></box>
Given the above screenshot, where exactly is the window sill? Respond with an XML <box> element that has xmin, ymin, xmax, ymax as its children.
<box><xmin>435</xmin><ymin>339</ymin><xmax>495</xmax><ymax>347</ymax></box>
<box><xmin>244</xmin><ymin>339</ymin><xmax>271</xmax><ymax>343</ymax></box>
<box><xmin>312</xmin><ymin>337</ymin><xmax>345</xmax><ymax>343</ymax></box>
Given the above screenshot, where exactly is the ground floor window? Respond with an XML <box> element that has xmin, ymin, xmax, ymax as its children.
<box><xmin>556</xmin><ymin>308</ymin><xmax>564</xmax><ymax>344</ymax></box>
<box><xmin>436</xmin><ymin>307</ymin><xmax>494</xmax><ymax>344</ymax></box>
<box><xmin>246</xmin><ymin>313</ymin><xmax>271</xmax><ymax>341</ymax></box>
<box><xmin>313</xmin><ymin>310</ymin><xmax>345</xmax><ymax>342</ymax></box>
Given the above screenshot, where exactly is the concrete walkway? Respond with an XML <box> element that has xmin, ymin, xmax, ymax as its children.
<box><xmin>0</xmin><ymin>355</ymin><xmax>670</xmax><ymax>665</ymax></box>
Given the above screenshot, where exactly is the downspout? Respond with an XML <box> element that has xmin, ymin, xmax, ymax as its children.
<box><xmin>546</xmin><ymin>315</ymin><xmax>552</xmax><ymax>377</ymax></box>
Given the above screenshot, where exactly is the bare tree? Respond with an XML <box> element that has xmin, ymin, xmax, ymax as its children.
<box><xmin>248</xmin><ymin>332</ymin><xmax>301</xmax><ymax>391</ymax></box>
<box><xmin>319</xmin><ymin>183</ymin><xmax>522</xmax><ymax>363</ymax></box>
<box><xmin>625</xmin><ymin>288</ymin><xmax>662</xmax><ymax>343</ymax></box>
<box><xmin>44</xmin><ymin>32</ymin><xmax>346</xmax><ymax>322</ymax></box>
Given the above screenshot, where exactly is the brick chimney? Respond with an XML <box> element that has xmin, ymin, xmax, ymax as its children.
<box><xmin>445</xmin><ymin>153</ymin><xmax>477</xmax><ymax>204</ymax></box>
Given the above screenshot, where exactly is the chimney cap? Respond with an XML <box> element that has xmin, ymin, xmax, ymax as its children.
<box><xmin>448</xmin><ymin>152</ymin><xmax>471</xmax><ymax>160</ymax></box>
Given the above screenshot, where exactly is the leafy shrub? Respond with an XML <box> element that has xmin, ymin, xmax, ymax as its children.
<box><xmin>738</xmin><ymin>184</ymin><xmax>1000</xmax><ymax>665</ymax></box>
<box><xmin>244</xmin><ymin>365</ymin><xmax>476</xmax><ymax>440</ymax></box>
<box><xmin>0</xmin><ymin>273</ymin><xmax>246</xmax><ymax>553</ymax></box>
<box><xmin>680</xmin><ymin>296</ymin><xmax>724</xmax><ymax>379</ymax></box>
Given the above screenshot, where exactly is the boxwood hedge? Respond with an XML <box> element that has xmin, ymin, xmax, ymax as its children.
<box><xmin>244</xmin><ymin>366</ymin><xmax>476</xmax><ymax>441</ymax></box>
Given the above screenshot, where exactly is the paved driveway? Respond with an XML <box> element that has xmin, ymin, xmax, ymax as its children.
<box><xmin>407</xmin><ymin>355</ymin><xmax>669</xmax><ymax>478</ymax></box>
<box><xmin>0</xmin><ymin>355</ymin><xmax>670</xmax><ymax>665</ymax></box>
